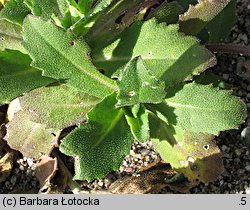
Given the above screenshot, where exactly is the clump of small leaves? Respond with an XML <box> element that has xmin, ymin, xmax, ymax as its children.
<box><xmin>0</xmin><ymin>0</ymin><xmax>247</xmax><ymax>186</ymax></box>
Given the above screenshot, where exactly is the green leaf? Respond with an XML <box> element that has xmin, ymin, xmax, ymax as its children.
<box><xmin>194</xmin><ymin>71</ymin><xmax>231</xmax><ymax>89</ymax></box>
<box><xmin>5</xmin><ymin>111</ymin><xmax>60</xmax><ymax>158</ymax></box>
<box><xmin>24</xmin><ymin>0</ymin><xmax>68</xmax><ymax>20</ymax></box>
<box><xmin>92</xmin><ymin>19</ymin><xmax>216</xmax><ymax>86</ymax></box>
<box><xmin>70</xmin><ymin>13</ymin><xmax>96</xmax><ymax>36</ymax></box>
<box><xmin>77</xmin><ymin>0</ymin><xmax>92</xmax><ymax>15</ymax></box>
<box><xmin>70</xmin><ymin>12</ymin><xmax>97</xmax><ymax>36</ymax></box>
<box><xmin>19</xmin><ymin>84</ymin><xmax>100</xmax><ymax>129</ymax></box>
<box><xmin>146</xmin><ymin>1</ymin><xmax>184</xmax><ymax>24</ymax></box>
<box><xmin>148</xmin><ymin>82</ymin><xmax>247</xmax><ymax>135</ymax></box>
<box><xmin>150</xmin><ymin>115</ymin><xmax>224</xmax><ymax>183</ymax></box>
<box><xmin>124</xmin><ymin>105</ymin><xmax>149</xmax><ymax>143</ymax></box>
<box><xmin>62</xmin><ymin>2</ymin><xmax>84</xmax><ymax>28</ymax></box>
<box><xmin>85</xmin><ymin>0</ymin><xmax>146</xmax><ymax>49</ymax></box>
<box><xmin>66</xmin><ymin>0</ymin><xmax>79</xmax><ymax>9</ymax></box>
<box><xmin>59</xmin><ymin>93</ymin><xmax>134</xmax><ymax>181</ymax></box>
<box><xmin>149</xmin><ymin>113</ymin><xmax>184</xmax><ymax>146</ymax></box>
<box><xmin>116</xmin><ymin>56</ymin><xmax>165</xmax><ymax>107</ymax></box>
<box><xmin>205</xmin><ymin>0</ymin><xmax>236</xmax><ymax>42</ymax></box>
<box><xmin>89</xmin><ymin>0</ymin><xmax>113</xmax><ymax>16</ymax></box>
<box><xmin>22</xmin><ymin>15</ymin><xmax>116</xmax><ymax>98</ymax></box>
<box><xmin>0</xmin><ymin>0</ymin><xmax>30</xmax><ymax>25</ymax></box>
<box><xmin>179</xmin><ymin>0</ymin><xmax>234</xmax><ymax>40</ymax></box>
<box><xmin>0</xmin><ymin>50</ymin><xmax>55</xmax><ymax>105</ymax></box>
<box><xmin>0</xmin><ymin>19</ymin><xmax>26</xmax><ymax>53</ymax></box>
<box><xmin>131</xmin><ymin>103</ymin><xmax>140</xmax><ymax>118</ymax></box>
<box><xmin>76</xmin><ymin>0</ymin><xmax>114</xmax><ymax>18</ymax></box>
<box><xmin>24</xmin><ymin>0</ymin><xmax>78</xmax><ymax>29</ymax></box>
<box><xmin>71</xmin><ymin>0</ymin><xmax>115</xmax><ymax>37</ymax></box>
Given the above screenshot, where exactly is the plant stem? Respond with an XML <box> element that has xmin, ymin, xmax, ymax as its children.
<box><xmin>205</xmin><ymin>43</ymin><xmax>250</xmax><ymax>56</ymax></box>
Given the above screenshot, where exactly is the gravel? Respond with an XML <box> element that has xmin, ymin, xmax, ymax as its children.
<box><xmin>0</xmin><ymin>156</ymin><xmax>39</xmax><ymax>194</ymax></box>
<box><xmin>189</xmin><ymin>0</ymin><xmax>250</xmax><ymax>194</ymax></box>
<box><xmin>107</xmin><ymin>0</ymin><xmax>250</xmax><ymax>194</ymax></box>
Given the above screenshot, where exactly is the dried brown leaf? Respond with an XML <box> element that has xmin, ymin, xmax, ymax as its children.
<box><xmin>109</xmin><ymin>162</ymin><xmax>194</xmax><ymax>194</ymax></box>
<box><xmin>0</xmin><ymin>151</ymin><xmax>15</xmax><ymax>183</ymax></box>
<box><xmin>5</xmin><ymin>111</ymin><xmax>60</xmax><ymax>158</ymax></box>
<box><xmin>35</xmin><ymin>155</ymin><xmax>57</xmax><ymax>193</ymax></box>
<box><xmin>176</xmin><ymin>132</ymin><xmax>224</xmax><ymax>183</ymax></box>
<box><xmin>7</xmin><ymin>98</ymin><xmax>21</xmax><ymax>122</ymax></box>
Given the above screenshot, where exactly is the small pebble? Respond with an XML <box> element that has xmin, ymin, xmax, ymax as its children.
<box><xmin>104</xmin><ymin>179</ymin><xmax>111</xmax><ymax>188</ymax></box>
<box><xmin>222</xmin><ymin>74</ymin><xmax>229</xmax><ymax>80</ymax></box>
<box><xmin>235</xmin><ymin>149</ymin><xmax>242</xmax><ymax>156</ymax></box>
<box><xmin>19</xmin><ymin>165</ymin><xmax>25</xmax><ymax>171</ymax></box>
<box><xmin>234</xmin><ymin>158</ymin><xmax>241</xmax><ymax>163</ymax></box>
<box><xmin>140</xmin><ymin>148</ymin><xmax>150</xmax><ymax>156</ymax></box>
<box><xmin>27</xmin><ymin>158</ymin><xmax>34</xmax><ymax>167</ymax></box>
<box><xmin>98</xmin><ymin>181</ymin><xmax>104</xmax><ymax>187</ymax></box>
<box><xmin>245</xmin><ymin>165</ymin><xmax>250</xmax><ymax>172</ymax></box>
<box><xmin>221</xmin><ymin>145</ymin><xmax>228</xmax><ymax>152</ymax></box>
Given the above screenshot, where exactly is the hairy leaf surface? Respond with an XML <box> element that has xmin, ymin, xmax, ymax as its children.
<box><xmin>150</xmin><ymin>115</ymin><xmax>224</xmax><ymax>183</ymax></box>
<box><xmin>146</xmin><ymin>1</ymin><xmax>184</xmax><ymax>24</ymax></box>
<box><xmin>5</xmin><ymin>111</ymin><xmax>60</xmax><ymax>158</ymax></box>
<box><xmin>149</xmin><ymin>82</ymin><xmax>247</xmax><ymax>135</ymax></box>
<box><xmin>93</xmin><ymin>19</ymin><xmax>216</xmax><ymax>85</ymax></box>
<box><xmin>205</xmin><ymin>0</ymin><xmax>236</xmax><ymax>42</ymax></box>
<box><xmin>179</xmin><ymin>0</ymin><xmax>233</xmax><ymax>40</ymax></box>
<box><xmin>71</xmin><ymin>0</ymin><xmax>116</xmax><ymax>37</ymax></box>
<box><xmin>19</xmin><ymin>84</ymin><xmax>100</xmax><ymax>129</ymax></box>
<box><xmin>0</xmin><ymin>50</ymin><xmax>54</xmax><ymax>105</ymax></box>
<box><xmin>90</xmin><ymin>0</ymin><xmax>114</xmax><ymax>16</ymax></box>
<box><xmin>0</xmin><ymin>19</ymin><xmax>26</xmax><ymax>53</ymax></box>
<box><xmin>23</xmin><ymin>15</ymin><xmax>116</xmax><ymax>98</ymax></box>
<box><xmin>24</xmin><ymin>0</ymin><xmax>68</xmax><ymax>20</ymax></box>
<box><xmin>24</xmin><ymin>0</ymin><xmax>79</xmax><ymax>29</ymax></box>
<box><xmin>59</xmin><ymin>93</ymin><xmax>133</xmax><ymax>181</ymax></box>
<box><xmin>0</xmin><ymin>0</ymin><xmax>30</xmax><ymax>25</ymax></box>
<box><xmin>124</xmin><ymin>105</ymin><xmax>149</xmax><ymax>143</ymax></box>
<box><xmin>116</xmin><ymin>56</ymin><xmax>165</xmax><ymax>107</ymax></box>
<box><xmin>85</xmin><ymin>0</ymin><xmax>148</xmax><ymax>49</ymax></box>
